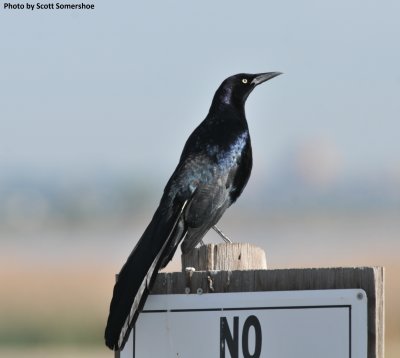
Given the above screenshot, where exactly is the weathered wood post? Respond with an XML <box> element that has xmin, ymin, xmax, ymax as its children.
<box><xmin>149</xmin><ymin>242</ymin><xmax>384</xmax><ymax>358</ymax></box>
<box><xmin>181</xmin><ymin>242</ymin><xmax>267</xmax><ymax>271</ymax></box>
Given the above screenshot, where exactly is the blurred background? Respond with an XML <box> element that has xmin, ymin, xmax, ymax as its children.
<box><xmin>0</xmin><ymin>1</ymin><xmax>399</xmax><ymax>357</ymax></box>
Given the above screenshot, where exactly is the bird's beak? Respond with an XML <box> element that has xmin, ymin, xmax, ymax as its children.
<box><xmin>251</xmin><ymin>72</ymin><xmax>282</xmax><ymax>86</ymax></box>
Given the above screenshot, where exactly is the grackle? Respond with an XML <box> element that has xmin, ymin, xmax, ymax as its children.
<box><xmin>105</xmin><ymin>72</ymin><xmax>281</xmax><ymax>351</ymax></box>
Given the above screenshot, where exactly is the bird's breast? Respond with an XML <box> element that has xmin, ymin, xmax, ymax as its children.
<box><xmin>212</xmin><ymin>131</ymin><xmax>249</xmax><ymax>169</ymax></box>
<box><xmin>168</xmin><ymin>131</ymin><xmax>251</xmax><ymax>203</ymax></box>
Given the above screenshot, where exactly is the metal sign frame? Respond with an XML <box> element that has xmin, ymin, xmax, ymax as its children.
<box><xmin>119</xmin><ymin>289</ymin><xmax>367</xmax><ymax>358</ymax></box>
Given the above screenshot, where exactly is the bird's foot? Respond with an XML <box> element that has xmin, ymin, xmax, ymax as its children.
<box><xmin>212</xmin><ymin>225</ymin><xmax>232</xmax><ymax>244</ymax></box>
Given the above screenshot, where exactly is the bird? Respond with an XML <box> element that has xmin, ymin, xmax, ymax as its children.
<box><xmin>105</xmin><ymin>72</ymin><xmax>281</xmax><ymax>351</ymax></box>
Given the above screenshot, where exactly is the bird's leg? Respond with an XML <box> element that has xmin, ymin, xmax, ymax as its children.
<box><xmin>212</xmin><ymin>225</ymin><xmax>232</xmax><ymax>243</ymax></box>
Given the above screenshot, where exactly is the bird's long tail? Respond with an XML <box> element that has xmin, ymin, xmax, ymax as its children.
<box><xmin>104</xmin><ymin>199</ymin><xmax>188</xmax><ymax>351</ymax></box>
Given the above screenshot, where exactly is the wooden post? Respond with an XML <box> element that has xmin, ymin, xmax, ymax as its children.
<box><xmin>151</xmin><ymin>243</ymin><xmax>384</xmax><ymax>358</ymax></box>
<box><xmin>181</xmin><ymin>243</ymin><xmax>267</xmax><ymax>271</ymax></box>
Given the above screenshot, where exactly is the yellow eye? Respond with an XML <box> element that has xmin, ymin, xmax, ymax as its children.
<box><xmin>242</xmin><ymin>78</ymin><xmax>248</xmax><ymax>84</ymax></box>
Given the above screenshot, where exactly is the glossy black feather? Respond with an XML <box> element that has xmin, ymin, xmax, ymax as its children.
<box><xmin>105</xmin><ymin>72</ymin><xmax>281</xmax><ymax>351</ymax></box>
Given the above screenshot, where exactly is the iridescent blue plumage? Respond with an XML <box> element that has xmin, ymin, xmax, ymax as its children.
<box><xmin>105</xmin><ymin>72</ymin><xmax>281</xmax><ymax>351</ymax></box>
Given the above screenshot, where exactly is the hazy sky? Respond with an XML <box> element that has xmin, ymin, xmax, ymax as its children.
<box><xmin>1</xmin><ymin>1</ymin><xmax>399</xmax><ymax>183</ymax></box>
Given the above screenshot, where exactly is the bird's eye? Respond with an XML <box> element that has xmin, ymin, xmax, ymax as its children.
<box><xmin>242</xmin><ymin>78</ymin><xmax>248</xmax><ymax>84</ymax></box>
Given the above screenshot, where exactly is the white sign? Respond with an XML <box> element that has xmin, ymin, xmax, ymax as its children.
<box><xmin>120</xmin><ymin>289</ymin><xmax>367</xmax><ymax>358</ymax></box>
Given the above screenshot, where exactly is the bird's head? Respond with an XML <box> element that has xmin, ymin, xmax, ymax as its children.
<box><xmin>212</xmin><ymin>72</ymin><xmax>282</xmax><ymax>111</ymax></box>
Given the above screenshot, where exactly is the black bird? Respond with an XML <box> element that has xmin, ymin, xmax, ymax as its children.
<box><xmin>105</xmin><ymin>72</ymin><xmax>281</xmax><ymax>351</ymax></box>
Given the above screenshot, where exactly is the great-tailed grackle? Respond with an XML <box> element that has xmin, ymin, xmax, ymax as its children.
<box><xmin>105</xmin><ymin>72</ymin><xmax>281</xmax><ymax>351</ymax></box>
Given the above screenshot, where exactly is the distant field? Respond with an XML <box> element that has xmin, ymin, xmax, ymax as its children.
<box><xmin>0</xmin><ymin>347</ymin><xmax>110</xmax><ymax>358</ymax></box>
<box><xmin>1</xmin><ymin>213</ymin><xmax>399</xmax><ymax>355</ymax></box>
<box><xmin>1</xmin><ymin>258</ymin><xmax>399</xmax><ymax>354</ymax></box>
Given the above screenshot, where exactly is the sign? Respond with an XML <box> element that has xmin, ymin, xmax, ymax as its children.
<box><xmin>120</xmin><ymin>289</ymin><xmax>367</xmax><ymax>358</ymax></box>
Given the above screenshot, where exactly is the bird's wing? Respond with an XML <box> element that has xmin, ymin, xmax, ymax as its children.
<box><xmin>181</xmin><ymin>179</ymin><xmax>231</xmax><ymax>253</ymax></box>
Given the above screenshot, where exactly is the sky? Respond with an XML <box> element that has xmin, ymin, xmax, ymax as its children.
<box><xmin>0</xmin><ymin>1</ymin><xmax>399</xmax><ymax>186</ymax></box>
